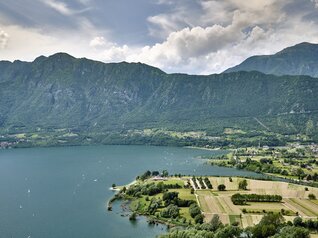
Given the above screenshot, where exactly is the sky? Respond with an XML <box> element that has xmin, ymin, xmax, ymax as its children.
<box><xmin>1</xmin><ymin>0</ymin><xmax>318</xmax><ymax>74</ymax></box>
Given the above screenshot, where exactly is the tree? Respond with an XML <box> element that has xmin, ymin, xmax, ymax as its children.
<box><xmin>281</xmin><ymin>170</ymin><xmax>289</xmax><ymax>176</ymax></box>
<box><xmin>189</xmin><ymin>203</ymin><xmax>201</xmax><ymax>218</ymax></box>
<box><xmin>308</xmin><ymin>193</ymin><xmax>316</xmax><ymax>200</ymax></box>
<box><xmin>210</xmin><ymin>214</ymin><xmax>222</xmax><ymax>231</ymax></box>
<box><xmin>162</xmin><ymin>192</ymin><xmax>179</xmax><ymax>205</ymax></box>
<box><xmin>140</xmin><ymin>170</ymin><xmax>152</xmax><ymax>181</ymax></box>
<box><xmin>194</xmin><ymin>214</ymin><xmax>204</xmax><ymax>224</ymax></box>
<box><xmin>160</xmin><ymin>204</ymin><xmax>179</xmax><ymax>218</ymax></box>
<box><xmin>218</xmin><ymin>184</ymin><xmax>226</xmax><ymax>191</ymax></box>
<box><xmin>214</xmin><ymin>225</ymin><xmax>242</xmax><ymax>238</ymax></box>
<box><xmin>293</xmin><ymin>216</ymin><xmax>303</xmax><ymax>227</ymax></box>
<box><xmin>152</xmin><ymin>171</ymin><xmax>160</xmax><ymax>176</ymax></box>
<box><xmin>129</xmin><ymin>212</ymin><xmax>137</xmax><ymax>221</ymax></box>
<box><xmin>272</xmin><ymin>226</ymin><xmax>310</xmax><ymax>238</ymax></box>
<box><xmin>162</xmin><ymin>170</ymin><xmax>169</xmax><ymax>177</ymax></box>
<box><xmin>252</xmin><ymin>213</ymin><xmax>284</xmax><ymax>238</ymax></box>
<box><xmin>238</xmin><ymin>179</ymin><xmax>248</xmax><ymax>190</ymax></box>
<box><xmin>295</xmin><ymin>168</ymin><xmax>305</xmax><ymax>180</ymax></box>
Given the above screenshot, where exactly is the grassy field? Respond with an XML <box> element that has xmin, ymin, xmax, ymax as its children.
<box><xmin>169</xmin><ymin>188</ymin><xmax>196</xmax><ymax>201</ymax></box>
<box><xmin>194</xmin><ymin>176</ymin><xmax>318</xmax><ymax>228</ymax></box>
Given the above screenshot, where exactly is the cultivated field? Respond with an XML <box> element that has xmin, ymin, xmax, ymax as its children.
<box><xmin>193</xmin><ymin>177</ymin><xmax>318</xmax><ymax>228</ymax></box>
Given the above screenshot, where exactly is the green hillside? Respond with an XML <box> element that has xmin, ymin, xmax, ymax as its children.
<box><xmin>1</xmin><ymin>52</ymin><xmax>318</xmax><ymax>146</ymax></box>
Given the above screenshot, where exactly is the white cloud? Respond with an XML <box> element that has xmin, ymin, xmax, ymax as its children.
<box><xmin>0</xmin><ymin>29</ymin><xmax>9</xmax><ymax>49</ymax></box>
<box><xmin>0</xmin><ymin>23</ymin><xmax>100</xmax><ymax>62</ymax></box>
<box><xmin>89</xmin><ymin>36</ymin><xmax>106</xmax><ymax>48</ymax></box>
<box><xmin>2</xmin><ymin>0</ymin><xmax>318</xmax><ymax>74</ymax></box>
<box><xmin>41</xmin><ymin>0</ymin><xmax>91</xmax><ymax>16</ymax></box>
<box><xmin>41</xmin><ymin>0</ymin><xmax>73</xmax><ymax>16</ymax></box>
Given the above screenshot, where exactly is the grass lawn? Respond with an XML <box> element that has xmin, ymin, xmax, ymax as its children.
<box><xmin>130</xmin><ymin>196</ymin><xmax>150</xmax><ymax>212</ymax></box>
<box><xmin>179</xmin><ymin>207</ymin><xmax>194</xmax><ymax>223</ymax></box>
<box><xmin>169</xmin><ymin>189</ymin><xmax>196</xmax><ymax>201</ymax></box>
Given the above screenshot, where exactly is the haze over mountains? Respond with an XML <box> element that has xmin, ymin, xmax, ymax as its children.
<box><xmin>0</xmin><ymin>42</ymin><xmax>317</xmax><ymax>135</ymax></box>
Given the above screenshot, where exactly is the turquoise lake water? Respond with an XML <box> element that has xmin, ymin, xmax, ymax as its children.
<box><xmin>0</xmin><ymin>145</ymin><xmax>262</xmax><ymax>238</ymax></box>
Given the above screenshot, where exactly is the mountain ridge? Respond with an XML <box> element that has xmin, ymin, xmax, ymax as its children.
<box><xmin>224</xmin><ymin>42</ymin><xmax>318</xmax><ymax>77</ymax></box>
<box><xmin>0</xmin><ymin>47</ymin><xmax>318</xmax><ymax>139</ymax></box>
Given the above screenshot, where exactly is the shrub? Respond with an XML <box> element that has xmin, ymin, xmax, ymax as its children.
<box><xmin>308</xmin><ymin>193</ymin><xmax>316</xmax><ymax>200</ymax></box>
<box><xmin>160</xmin><ymin>204</ymin><xmax>179</xmax><ymax>218</ymax></box>
<box><xmin>218</xmin><ymin>184</ymin><xmax>226</xmax><ymax>191</ymax></box>
<box><xmin>194</xmin><ymin>214</ymin><xmax>204</xmax><ymax>224</ymax></box>
<box><xmin>189</xmin><ymin>203</ymin><xmax>201</xmax><ymax>218</ymax></box>
<box><xmin>238</xmin><ymin>179</ymin><xmax>248</xmax><ymax>190</ymax></box>
<box><xmin>129</xmin><ymin>212</ymin><xmax>137</xmax><ymax>221</ymax></box>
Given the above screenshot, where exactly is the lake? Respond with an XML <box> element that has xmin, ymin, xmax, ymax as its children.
<box><xmin>0</xmin><ymin>145</ymin><xmax>261</xmax><ymax>238</ymax></box>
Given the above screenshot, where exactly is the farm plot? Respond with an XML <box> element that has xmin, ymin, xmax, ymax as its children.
<box><xmin>196</xmin><ymin>176</ymin><xmax>318</xmax><ymax>228</ymax></box>
<box><xmin>238</xmin><ymin>202</ymin><xmax>291</xmax><ymax>214</ymax></box>
<box><xmin>204</xmin><ymin>213</ymin><xmax>230</xmax><ymax>224</ymax></box>
<box><xmin>284</xmin><ymin>198</ymin><xmax>318</xmax><ymax>217</ymax></box>
<box><xmin>202</xmin><ymin>196</ymin><xmax>226</xmax><ymax>214</ymax></box>
<box><xmin>241</xmin><ymin>214</ymin><xmax>263</xmax><ymax>228</ymax></box>
<box><xmin>208</xmin><ymin>177</ymin><xmax>240</xmax><ymax>191</ymax></box>
<box><xmin>197</xmin><ymin>191</ymin><xmax>241</xmax><ymax>215</ymax></box>
<box><xmin>229</xmin><ymin>214</ymin><xmax>241</xmax><ymax>225</ymax></box>
<box><xmin>247</xmin><ymin>180</ymin><xmax>318</xmax><ymax>198</ymax></box>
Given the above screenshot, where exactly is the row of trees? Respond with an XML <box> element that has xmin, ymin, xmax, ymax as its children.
<box><xmin>126</xmin><ymin>182</ymin><xmax>165</xmax><ymax>197</ymax></box>
<box><xmin>125</xmin><ymin>181</ymin><xmax>183</xmax><ymax>197</ymax></box>
<box><xmin>137</xmin><ymin>170</ymin><xmax>169</xmax><ymax>181</ymax></box>
<box><xmin>159</xmin><ymin>213</ymin><xmax>310</xmax><ymax>238</ymax></box>
<box><xmin>204</xmin><ymin>177</ymin><xmax>213</xmax><ymax>189</ymax></box>
<box><xmin>197</xmin><ymin>177</ymin><xmax>206</xmax><ymax>189</ymax></box>
<box><xmin>192</xmin><ymin>176</ymin><xmax>214</xmax><ymax>190</ymax></box>
<box><xmin>189</xmin><ymin>203</ymin><xmax>204</xmax><ymax>224</ymax></box>
<box><xmin>293</xmin><ymin>216</ymin><xmax>318</xmax><ymax>231</ymax></box>
<box><xmin>191</xmin><ymin>177</ymin><xmax>225</xmax><ymax>190</ymax></box>
<box><xmin>191</xmin><ymin>177</ymin><xmax>199</xmax><ymax>189</ymax></box>
<box><xmin>231</xmin><ymin>193</ymin><xmax>282</xmax><ymax>205</ymax></box>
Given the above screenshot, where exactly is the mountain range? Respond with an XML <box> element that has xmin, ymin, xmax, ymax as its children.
<box><xmin>225</xmin><ymin>42</ymin><xmax>318</xmax><ymax>77</ymax></box>
<box><xmin>0</xmin><ymin>42</ymin><xmax>318</xmax><ymax>139</ymax></box>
